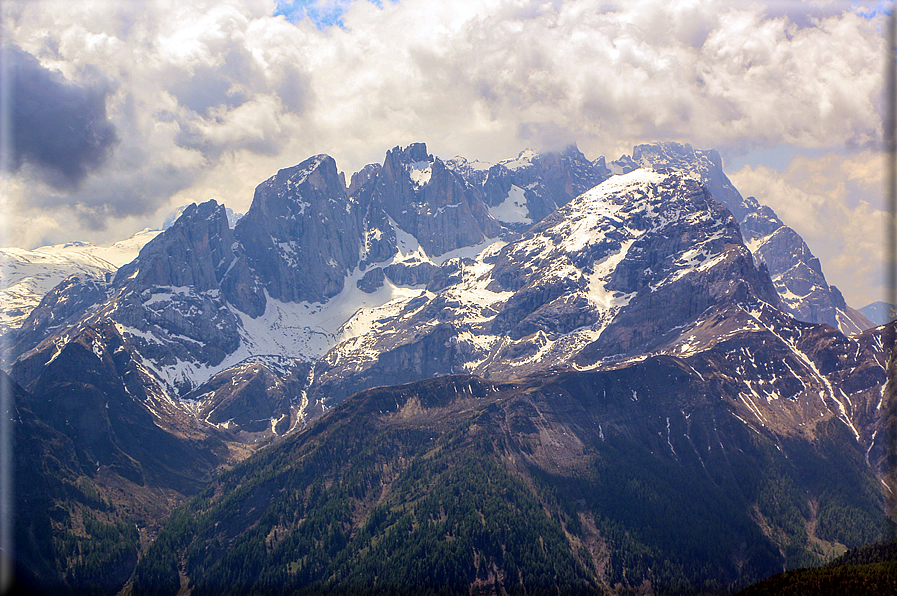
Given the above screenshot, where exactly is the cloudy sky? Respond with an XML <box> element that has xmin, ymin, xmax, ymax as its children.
<box><xmin>0</xmin><ymin>0</ymin><xmax>890</xmax><ymax>308</ymax></box>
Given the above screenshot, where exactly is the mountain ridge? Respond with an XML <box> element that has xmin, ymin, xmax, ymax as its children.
<box><xmin>3</xmin><ymin>142</ymin><xmax>884</xmax><ymax>439</ymax></box>
<box><xmin>126</xmin><ymin>357</ymin><xmax>888</xmax><ymax>595</ymax></box>
<box><xmin>6</xmin><ymin>140</ymin><xmax>894</xmax><ymax>594</ymax></box>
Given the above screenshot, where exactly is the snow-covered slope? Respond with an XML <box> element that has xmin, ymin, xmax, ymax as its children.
<box><xmin>0</xmin><ymin>229</ymin><xmax>160</xmax><ymax>335</ymax></box>
<box><xmin>0</xmin><ymin>248</ymin><xmax>113</xmax><ymax>335</ymax></box>
<box><xmin>35</xmin><ymin>228</ymin><xmax>162</xmax><ymax>268</ymax></box>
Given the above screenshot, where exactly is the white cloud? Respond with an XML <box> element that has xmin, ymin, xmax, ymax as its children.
<box><xmin>0</xmin><ymin>0</ymin><xmax>888</xmax><ymax>307</ymax></box>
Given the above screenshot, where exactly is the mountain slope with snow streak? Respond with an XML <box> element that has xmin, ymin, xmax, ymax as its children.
<box><xmin>308</xmin><ymin>169</ymin><xmax>779</xmax><ymax>403</ymax></box>
<box><xmin>5</xmin><ymin>143</ymin><xmax>888</xmax><ymax>459</ymax></box>
<box><xmin>619</xmin><ymin>142</ymin><xmax>871</xmax><ymax>334</ymax></box>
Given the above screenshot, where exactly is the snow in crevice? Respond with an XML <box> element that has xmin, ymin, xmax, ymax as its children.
<box><xmin>665</xmin><ymin>417</ymin><xmax>677</xmax><ymax>458</ymax></box>
<box><xmin>866</xmin><ymin>429</ymin><xmax>879</xmax><ymax>466</ymax></box>
<box><xmin>388</xmin><ymin>215</ymin><xmax>430</xmax><ymax>263</ymax></box>
<box><xmin>586</xmin><ymin>239</ymin><xmax>637</xmax><ymax>310</ymax></box>
<box><xmin>407</xmin><ymin>160</ymin><xmax>432</xmax><ymax>187</ymax></box>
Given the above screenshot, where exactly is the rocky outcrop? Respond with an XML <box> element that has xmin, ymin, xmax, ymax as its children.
<box><xmin>357</xmin><ymin>267</ymin><xmax>386</xmax><ymax>293</ymax></box>
<box><xmin>452</xmin><ymin>144</ymin><xmax>613</xmax><ymax>228</ymax></box>
<box><xmin>369</xmin><ymin>143</ymin><xmax>500</xmax><ymax>256</ymax></box>
<box><xmin>626</xmin><ymin>142</ymin><xmax>870</xmax><ymax>334</ymax></box>
<box><xmin>382</xmin><ymin>260</ymin><xmax>435</xmax><ymax>286</ymax></box>
<box><xmin>233</xmin><ymin>155</ymin><xmax>363</xmax><ymax>306</ymax></box>
<box><xmin>183</xmin><ymin>356</ymin><xmax>310</xmax><ymax>435</ymax></box>
<box><xmin>116</xmin><ymin>201</ymin><xmax>234</xmax><ymax>291</ymax></box>
<box><xmin>6</xmin><ymin>273</ymin><xmax>110</xmax><ymax>362</ymax></box>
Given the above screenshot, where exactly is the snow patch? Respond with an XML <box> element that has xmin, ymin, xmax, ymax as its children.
<box><xmin>500</xmin><ymin>149</ymin><xmax>538</xmax><ymax>171</ymax></box>
<box><xmin>407</xmin><ymin>160</ymin><xmax>432</xmax><ymax>187</ymax></box>
<box><xmin>489</xmin><ymin>185</ymin><xmax>532</xmax><ymax>225</ymax></box>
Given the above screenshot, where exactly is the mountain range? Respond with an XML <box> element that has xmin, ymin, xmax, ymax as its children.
<box><xmin>4</xmin><ymin>141</ymin><xmax>893</xmax><ymax>595</ymax></box>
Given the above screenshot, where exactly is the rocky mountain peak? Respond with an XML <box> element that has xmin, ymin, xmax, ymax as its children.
<box><xmin>370</xmin><ymin>142</ymin><xmax>498</xmax><ymax>257</ymax></box>
<box><xmin>114</xmin><ymin>200</ymin><xmax>234</xmax><ymax>293</ymax></box>
<box><xmin>310</xmin><ymin>169</ymin><xmax>783</xmax><ymax>402</ymax></box>
<box><xmin>403</xmin><ymin>141</ymin><xmax>431</xmax><ymax>162</ymax></box>
<box><xmin>482</xmin><ymin>144</ymin><xmax>612</xmax><ymax>223</ymax></box>
<box><xmin>233</xmin><ymin>153</ymin><xmax>361</xmax><ymax>305</ymax></box>
<box><xmin>619</xmin><ymin>141</ymin><xmax>757</xmax><ymax>221</ymax></box>
<box><xmin>616</xmin><ymin>141</ymin><xmax>867</xmax><ymax>334</ymax></box>
<box><xmin>347</xmin><ymin>162</ymin><xmax>382</xmax><ymax>199</ymax></box>
<box><xmin>242</xmin><ymin>154</ymin><xmax>348</xmax><ymax>218</ymax></box>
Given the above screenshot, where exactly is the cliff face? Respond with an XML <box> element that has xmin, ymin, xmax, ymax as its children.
<box><xmin>234</xmin><ymin>154</ymin><xmax>363</xmax><ymax>307</ymax></box>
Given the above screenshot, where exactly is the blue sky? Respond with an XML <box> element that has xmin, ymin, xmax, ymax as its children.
<box><xmin>275</xmin><ymin>0</ymin><xmax>385</xmax><ymax>29</ymax></box>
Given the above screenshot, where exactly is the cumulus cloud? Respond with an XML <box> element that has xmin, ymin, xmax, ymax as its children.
<box><xmin>3</xmin><ymin>43</ymin><xmax>118</xmax><ymax>190</ymax></box>
<box><xmin>0</xmin><ymin>0</ymin><xmax>888</xmax><ymax>310</ymax></box>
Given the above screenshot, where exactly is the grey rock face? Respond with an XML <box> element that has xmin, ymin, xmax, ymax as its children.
<box><xmin>351</xmin><ymin>163</ymin><xmax>401</xmax><ymax>270</ymax></box>
<box><xmin>859</xmin><ymin>301</ymin><xmax>897</xmax><ymax>325</ymax></box>
<box><xmin>453</xmin><ymin>144</ymin><xmax>613</xmax><ymax>227</ymax></box>
<box><xmin>740</xmin><ymin>204</ymin><xmax>783</xmax><ymax>238</ymax></box>
<box><xmin>219</xmin><ymin>251</ymin><xmax>266</xmax><ymax>318</ymax></box>
<box><xmin>749</xmin><ymin>226</ymin><xmax>834</xmax><ymax>325</ymax></box>
<box><xmin>370</xmin><ymin>143</ymin><xmax>499</xmax><ymax>257</ymax></box>
<box><xmin>234</xmin><ymin>154</ymin><xmax>363</xmax><ymax>306</ymax></box>
<box><xmin>113</xmin><ymin>286</ymin><xmax>240</xmax><ymax>381</ymax></box>
<box><xmin>357</xmin><ymin>267</ymin><xmax>386</xmax><ymax>293</ymax></box>
<box><xmin>384</xmin><ymin>261</ymin><xmax>437</xmax><ymax>286</ymax></box>
<box><xmin>103</xmin><ymin>201</ymin><xmax>244</xmax><ymax>394</ymax></box>
<box><xmin>116</xmin><ymin>200</ymin><xmax>236</xmax><ymax>292</ymax></box>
